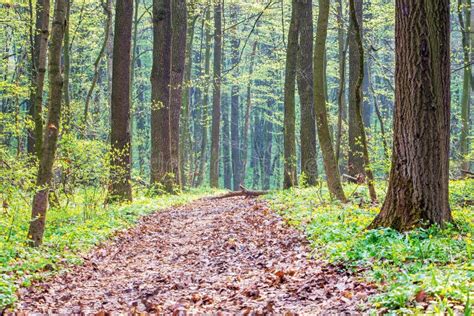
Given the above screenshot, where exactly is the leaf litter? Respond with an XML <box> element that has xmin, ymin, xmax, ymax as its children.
<box><xmin>15</xmin><ymin>197</ymin><xmax>376</xmax><ymax>314</ymax></box>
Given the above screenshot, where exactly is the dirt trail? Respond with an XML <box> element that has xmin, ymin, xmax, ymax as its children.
<box><xmin>16</xmin><ymin>197</ymin><xmax>375</xmax><ymax>314</ymax></box>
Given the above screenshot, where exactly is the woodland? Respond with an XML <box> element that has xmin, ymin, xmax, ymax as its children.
<box><xmin>0</xmin><ymin>0</ymin><xmax>473</xmax><ymax>314</ymax></box>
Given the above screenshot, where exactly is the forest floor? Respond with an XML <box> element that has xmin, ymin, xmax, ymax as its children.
<box><xmin>15</xmin><ymin>196</ymin><xmax>376</xmax><ymax>314</ymax></box>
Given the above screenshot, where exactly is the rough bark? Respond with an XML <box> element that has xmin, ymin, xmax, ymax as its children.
<box><xmin>28</xmin><ymin>0</ymin><xmax>67</xmax><ymax>247</ymax></box>
<box><xmin>169</xmin><ymin>0</ymin><xmax>187</xmax><ymax>188</ymax></box>
<box><xmin>283</xmin><ymin>0</ymin><xmax>298</xmax><ymax>189</ymax></box>
<box><xmin>108</xmin><ymin>0</ymin><xmax>133</xmax><ymax>202</ymax></box>
<box><xmin>370</xmin><ymin>0</ymin><xmax>452</xmax><ymax>230</ymax></box>
<box><xmin>210</xmin><ymin>1</ymin><xmax>222</xmax><ymax>188</ymax></box>
<box><xmin>28</xmin><ymin>0</ymin><xmax>50</xmax><ymax>157</ymax></box>
<box><xmin>335</xmin><ymin>0</ymin><xmax>347</xmax><ymax>167</ymax></box>
<box><xmin>347</xmin><ymin>0</ymin><xmax>364</xmax><ymax>177</ymax></box>
<box><xmin>151</xmin><ymin>0</ymin><xmax>174</xmax><ymax>192</ymax></box>
<box><xmin>297</xmin><ymin>0</ymin><xmax>318</xmax><ymax>186</ymax></box>
<box><xmin>314</xmin><ymin>0</ymin><xmax>346</xmax><ymax>202</ymax></box>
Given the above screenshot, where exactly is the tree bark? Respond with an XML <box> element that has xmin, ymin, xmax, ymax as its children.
<box><xmin>314</xmin><ymin>0</ymin><xmax>346</xmax><ymax>202</ymax></box>
<box><xmin>369</xmin><ymin>0</ymin><xmax>452</xmax><ymax>230</ymax></box>
<box><xmin>297</xmin><ymin>0</ymin><xmax>318</xmax><ymax>186</ymax></box>
<box><xmin>283</xmin><ymin>0</ymin><xmax>298</xmax><ymax>189</ymax></box>
<box><xmin>108</xmin><ymin>0</ymin><xmax>133</xmax><ymax>202</ymax></box>
<box><xmin>347</xmin><ymin>0</ymin><xmax>364</xmax><ymax>178</ymax></box>
<box><xmin>223</xmin><ymin>94</ymin><xmax>232</xmax><ymax>189</ymax></box>
<box><xmin>28</xmin><ymin>0</ymin><xmax>67</xmax><ymax>247</ymax></box>
<box><xmin>210</xmin><ymin>0</ymin><xmax>222</xmax><ymax>188</ymax></box>
<box><xmin>151</xmin><ymin>0</ymin><xmax>174</xmax><ymax>192</ymax></box>
<box><xmin>62</xmin><ymin>0</ymin><xmax>71</xmax><ymax>130</ymax></box>
<box><xmin>349</xmin><ymin>0</ymin><xmax>377</xmax><ymax>202</ymax></box>
<box><xmin>170</xmin><ymin>0</ymin><xmax>187</xmax><ymax>188</ymax></box>
<box><xmin>27</xmin><ymin>0</ymin><xmax>50</xmax><ymax>157</ymax></box>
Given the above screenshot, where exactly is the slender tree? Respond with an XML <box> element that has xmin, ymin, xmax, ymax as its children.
<box><xmin>297</xmin><ymin>0</ymin><xmax>318</xmax><ymax>186</ymax></box>
<box><xmin>283</xmin><ymin>0</ymin><xmax>298</xmax><ymax>189</ymax></box>
<box><xmin>28</xmin><ymin>0</ymin><xmax>67</xmax><ymax>246</ymax></box>
<box><xmin>27</xmin><ymin>0</ymin><xmax>50</xmax><ymax>157</ymax></box>
<box><xmin>210</xmin><ymin>0</ymin><xmax>222</xmax><ymax>188</ymax></box>
<box><xmin>314</xmin><ymin>0</ymin><xmax>346</xmax><ymax>202</ymax></box>
<box><xmin>151</xmin><ymin>0</ymin><xmax>174</xmax><ymax>192</ymax></box>
<box><xmin>170</xmin><ymin>0</ymin><xmax>187</xmax><ymax>187</ymax></box>
<box><xmin>370</xmin><ymin>0</ymin><xmax>452</xmax><ymax>230</ymax></box>
<box><xmin>108</xmin><ymin>0</ymin><xmax>133</xmax><ymax>202</ymax></box>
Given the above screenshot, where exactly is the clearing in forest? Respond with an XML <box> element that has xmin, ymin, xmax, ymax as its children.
<box><xmin>16</xmin><ymin>196</ymin><xmax>375</xmax><ymax>314</ymax></box>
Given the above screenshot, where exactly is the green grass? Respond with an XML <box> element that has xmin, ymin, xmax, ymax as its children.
<box><xmin>266</xmin><ymin>179</ymin><xmax>474</xmax><ymax>314</ymax></box>
<box><xmin>0</xmin><ymin>187</ymin><xmax>220</xmax><ymax>308</ymax></box>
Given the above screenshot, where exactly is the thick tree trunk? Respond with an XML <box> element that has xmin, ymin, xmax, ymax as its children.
<box><xmin>347</xmin><ymin>0</ymin><xmax>364</xmax><ymax>178</ymax></box>
<box><xmin>370</xmin><ymin>0</ymin><xmax>452</xmax><ymax>230</ymax></box>
<box><xmin>283</xmin><ymin>0</ymin><xmax>298</xmax><ymax>189</ymax></box>
<box><xmin>27</xmin><ymin>0</ymin><xmax>50</xmax><ymax>157</ymax></box>
<box><xmin>28</xmin><ymin>0</ymin><xmax>67</xmax><ymax>247</ymax></box>
<box><xmin>108</xmin><ymin>0</ymin><xmax>133</xmax><ymax>202</ymax></box>
<box><xmin>151</xmin><ymin>0</ymin><xmax>174</xmax><ymax>192</ymax></box>
<box><xmin>170</xmin><ymin>0</ymin><xmax>187</xmax><ymax>188</ymax></box>
<box><xmin>210</xmin><ymin>1</ymin><xmax>222</xmax><ymax>188</ymax></box>
<box><xmin>297</xmin><ymin>0</ymin><xmax>318</xmax><ymax>186</ymax></box>
<box><xmin>230</xmin><ymin>4</ymin><xmax>241</xmax><ymax>190</ymax></box>
<box><xmin>62</xmin><ymin>0</ymin><xmax>71</xmax><ymax>130</ymax></box>
<box><xmin>314</xmin><ymin>0</ymin><xmax>346</xmax><ymax>202</ymax></box>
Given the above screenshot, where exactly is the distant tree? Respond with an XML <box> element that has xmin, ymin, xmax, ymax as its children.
<box><xmin>210</xmin><ymin>0</ymin><xmax>222</xmax><ymax>188</ymax></box>
<box><xmin>108</xmin><ymin>0</ymin><xmax>133</xmax><ymax>202</ymax></box>
<box><xmin>370</xmin><ymin>0</ymin><xmax>452</xmax><ymax>230</ymax></box>
<box><xmin>28</xmin><ymin>0</ymin><xmax>67</xmax><ymax>246</ymax></box>
<box><xmin>314</xmin><ymin>0</ymin><xmax>346</xmax><ymax>202</ymax></box>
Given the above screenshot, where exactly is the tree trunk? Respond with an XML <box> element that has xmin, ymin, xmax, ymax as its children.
<box><xmin>28</xmin><ymin>0</ymin><xmax>50</xmax><ymax>157</ymax></box>
<box><xmin>314</xmin><ymin>0</ymin><xmax>346</xmax><ymax>202</ymax></box>
<box><xmin>297</xmin><ymin>0</ymin><xmax>318</xmax><ymax>186</ymax></box>
<box><xmin>230</xmin><ymin>4</ymin><xmax>241</xmax><ymax>190</ymax></box>
<box><xmin>349</xmin><ymin>0</ymin><xmax>377</xmax><ymax>202</ymax></box>
<box><xmin>170</xmin><ymin>0</ymin><xmax>187</xmax><ymax>188</ymax></box>
<box><xmin>458</xmin><ymin>0</ymin><xmax>471</xmax><ymax>173</ymax></box>
<box><xmin>62</xmin><ymin>0</ymin><xmax>71</xmax><ymax>130</ymax></box>
<box><xmin>223</xmin><ymin>94</ymin><xmax>232</xmax><ymax>189</ymax></box>
<box><xmin>241</xmin><ymin>41</ymin><xmax>258</xmax><ymax>185</ymax></box>
<box><xmin>196</xmin><ymin>6</ymin><xmax>212</xmax><ymax>187</ymax></box>
<box><xmin>151</xmin><ymin>0</ymin><xmax>174</xmax><ymax>192</ymax></box>
<box><xmin>108</xmin><ymin>0</ymin><xmax>133</xmax><ymax>202</ymax></box>
<box><xmin>263</xmin><ymin>99</ymin><xmax>273</xmax><ymax>190</ymax></box>
<box><xmin>369</xmin><ymin>0</ymin><xmax>452</xmax><ymax>231</ymax></box>
<box><xmin>28</xmin><ymin>0</ymin><xmax>67</xmax><ymax>247</ymax></box>
<box><xmin>210</xmin><ymin>0</ymin><xmax>222</xmax><ymax>188</ymax></box>
<box><xmin>347</xmin><ymin>0</ymin><xmax>365</xmax><ymax>178</ymax></box>
<box><xmin>283</xmin><ymin>0</ymin><xmax>298</xmax><ymax>189</ymax></box>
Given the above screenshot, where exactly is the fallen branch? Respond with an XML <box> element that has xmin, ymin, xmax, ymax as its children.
<box><xmin>461</xmin><ymin>169</ymin><xmax>474</xmax><ymax>176</ymax></box>
<box><xmin>211</xmin><ymin>185</ymin><xmax>269</xmax><ymax>200</ymax></box>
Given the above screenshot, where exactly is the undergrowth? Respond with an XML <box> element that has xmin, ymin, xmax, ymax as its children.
<box><xmin>267</xmin><ymin>179</ymin><xmax>474</xmax><ymax>314</ymax></box>
<box><xmin>0</xmin><ymin>188</ymin><xmax>219</xmax><ymax>308</ymax></box>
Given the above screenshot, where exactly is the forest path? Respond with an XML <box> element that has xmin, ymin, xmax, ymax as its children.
<box><xmin>16</xmin><ymin>196</ymin><xmax>374</xmax><ymax>314</ymax></box>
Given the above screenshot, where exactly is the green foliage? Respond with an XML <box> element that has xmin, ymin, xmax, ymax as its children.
<box><xmin>267</xmin><ymin>180</ymin><xmax>474</xmax><ymax>313</ymax></box>
<box><xmin>0</xmin><ymin>186</ymin><xmax>219</xmax><ymax>308</ymax></box>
